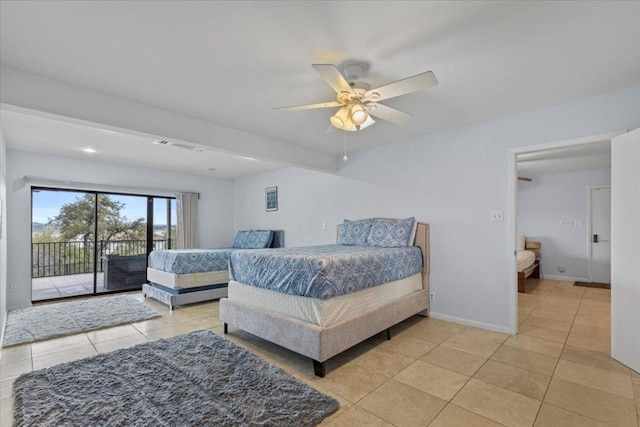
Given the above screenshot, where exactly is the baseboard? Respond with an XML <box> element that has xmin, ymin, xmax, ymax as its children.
<box><xmin>429</xmin><ymin>312</ymin><xmax>512</xmax><ymax>334</ymax></box>
<box><xmin>541</xmin><ymin>274</ymin><xmax>589</xmax><ymax>282</ymax></box>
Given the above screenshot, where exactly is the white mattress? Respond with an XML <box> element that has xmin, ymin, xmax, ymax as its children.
<box><xmin>146</xmin><ymin>268</ymin><xmax>229</xmax><ymax>290</ymax></box>
<box><xmin>517</xmin><ymin>250</ymin><xmax>536</xmax><ymax>272</ymax></box>
<box><xmin>227</xmin><ymin>272</ymin><xmax>423</xmax><ymax>327</ymax></box>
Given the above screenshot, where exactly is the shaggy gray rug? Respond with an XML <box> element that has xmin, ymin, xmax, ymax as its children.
<box><xmin>3</xmin><ymin>295</ymin><xmax>160</xmax><ymax>347</ymax></box>
<box><xmin>13</xmin><ymin>330</ymin><xmax>339</xmax><ymax>427</ymax></box>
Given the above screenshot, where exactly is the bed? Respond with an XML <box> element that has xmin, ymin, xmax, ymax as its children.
<box><xmin>517</xmin><ymin>234</ymin><xmax>540</xmax><ymax>293</ymax></box>
<box><xmin>220</xmin><ymin>218</ymin><xmax>430</xmax><ymax>377</ymax></box>
<box><xmin>143</xmin><ymin>230</ymin><xmax>284</xmax><ymax>309</ymax></box>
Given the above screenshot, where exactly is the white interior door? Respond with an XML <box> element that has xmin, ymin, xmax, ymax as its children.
<box><xmin>611</xmin><ymin>128</ymin><xmax>640</xmax><ymax>373</ymax></box>
<box><xmin>590</xmin><ymin>186</ymin><xmax>611</xmax><ymax>284</ymax></box>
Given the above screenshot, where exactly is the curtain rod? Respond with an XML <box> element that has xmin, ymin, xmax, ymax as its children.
<box><xmin>23</xmin><ymin>176</ymin><xmax>200</xmax><ymax>199</ymax></box>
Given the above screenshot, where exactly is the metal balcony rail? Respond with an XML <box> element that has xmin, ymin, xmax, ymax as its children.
<box><xmin>32</xmin><ymin>239</ymin><xmax>169</xmax><ymax>278</ymax></box>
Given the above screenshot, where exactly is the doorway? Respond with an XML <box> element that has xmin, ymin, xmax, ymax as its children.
<box><xmin>588</xmin><ymin>186</ymin><xmax>611</xmax><ymax>285</ymax></box>
<box><xmin>31</xmin><ymin>187</ymin><xmax>176</xmax><ymax>301</ymax></box>
<box><xmin>507</xmin><ymin>131</ymin><xmax>622</xmax><ymax>334</ymax></box>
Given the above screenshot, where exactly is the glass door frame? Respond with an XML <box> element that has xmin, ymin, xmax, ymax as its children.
<box><xmin>31</xmin><ymin>186</ymin><xmax>176</xmax><ymax>302</ymax></box>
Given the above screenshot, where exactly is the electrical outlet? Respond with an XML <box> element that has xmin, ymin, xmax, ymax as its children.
<box><xmin>430</xmin><ymin>292</ymin><xmax>434</xmax><ymax>301</ymax></box>
<box><xmin>490</xmin><ymin>211</ymin><xmax>504</xmax><ymax>222</ymax></box>
<box><xmin>9</xmin><ymin>284</ymin><xmax>17</xmax><ymax>292</ymax></box>
<box><xmin>321</xmin><ymin>222</ymin><xmax>327</xmax><ymax>230</ymax></box>
<box><xmin>558</xmin><ymin>266</ymin><xmax>566</xmax><ymax>273</ymax></box>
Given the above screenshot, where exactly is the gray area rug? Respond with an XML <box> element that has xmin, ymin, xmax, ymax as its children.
<box><xmin>13</xmin><ymin>330</ymin><xmax>339</xmax><ymax>427</ymax></box>
<box><xmin>3</xmin><ymin>295</ymin><xmax>160</xmax><ymax>347</ymax></box>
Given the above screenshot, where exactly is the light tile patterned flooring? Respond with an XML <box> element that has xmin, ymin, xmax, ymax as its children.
<box><xmin>1</xmin><ymin>279</ymin><xmax>639</xmax><ymax>426</ymax></box>
<box><xmin>31</xmin><ymin>273</ymin><xmax>107</xmax><ymax>301</ymax></box>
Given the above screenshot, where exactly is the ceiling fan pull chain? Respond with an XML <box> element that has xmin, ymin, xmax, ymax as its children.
<box><xmin>343</xmin><ymin>131</ymin><xmax>348</xmax><ymax>162</ymax></box>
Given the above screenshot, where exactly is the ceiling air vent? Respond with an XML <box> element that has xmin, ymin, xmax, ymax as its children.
<box><xmin>153</xmin><ymin>140</ymin><xmax>203</xmax><ymax>152</ymax></box>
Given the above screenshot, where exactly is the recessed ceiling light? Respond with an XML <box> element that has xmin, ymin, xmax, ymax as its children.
<box><xmin>82</xmin><ymin>148</ymin><xmax>97</xmax><ymax>154</ymax></box>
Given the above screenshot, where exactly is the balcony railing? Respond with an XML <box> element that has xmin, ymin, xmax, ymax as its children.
<box><xmin>32</xmin><ymin>239</ymin><xmax>169</xmax><ymax>278</ymax></box>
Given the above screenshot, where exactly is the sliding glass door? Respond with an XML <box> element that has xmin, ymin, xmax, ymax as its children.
<box><xmin>97</xmin><ymin>194</ymin><xmax>148</xmax><ymax>293</ymax></box>
<box><xmin>32</xmin><ymin>190</ymin><xmax>96</xmax><ymax>300</ymax></box>
<box><xmin>31</xmin><ymin>188</ymin><xmax>176</xmax><ymax>302</ymax></box>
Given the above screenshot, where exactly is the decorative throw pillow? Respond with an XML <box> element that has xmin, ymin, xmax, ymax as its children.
<box><xmin>366</xmin><ymin>217</ymin><xmax>416</xmax><ymax>248</ymax></box>
<box><xmin>338</xmin><ymin>219</ymin><xmax>373</xmax><ymax>246</ymax></box>
<box><xmin>245</xmin><ymin>230</ymin><xmax>273</xmax><ymax>249</ymax></box>
<box><xmin>516</xmin><ymin>234</ymin><xmax>526</xmax><ymax>252</ymax></box>
<box><xmin>233</xmin><ymin>230</ymin><xmax>251</xmax><ymax>248</ymax></box>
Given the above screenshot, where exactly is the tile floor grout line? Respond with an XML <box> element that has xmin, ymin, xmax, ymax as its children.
<box><xmin>530</xmin><ymin>279</ymin><xmax>571</xmax><ymax>427</ymax></box>
<box><xmin>421</xmin><ymin>326</ymin><xmax>512</xmax><ymax>426</ymax></box>
<box><xmin>529</xmin><ymin>280</ymin><xmax>627</xmax><ymax>427</ymax></box>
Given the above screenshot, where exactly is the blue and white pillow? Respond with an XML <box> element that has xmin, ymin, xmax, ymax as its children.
<box><xmin>246</xmin><ymin>230</ymin><xmax>273</xmax><ymax>248</ymax></box>
<box><xmin>233</xmin><ymin>230</ymin><xmax>251</xmax><ymax>248</ymax></box>
<box><xmin>338</xmin><ymin>219</ymin><xmax>373</xmax><ymax>246</ymax></box>
<box><xmin>366</xmin><ymin>217</ymin><xmax>416</xmax><ymax>248</ymax></box>
<box><xmin>233</xmin><ymin>230</ymin><xmax>273</xmax><ymax>249</ymax></box>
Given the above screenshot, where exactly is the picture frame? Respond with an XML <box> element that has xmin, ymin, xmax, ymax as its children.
<box><xmin>265</xmin><ymin>186</ymin><xmax>278</xmax><ymax>212</ymax></box>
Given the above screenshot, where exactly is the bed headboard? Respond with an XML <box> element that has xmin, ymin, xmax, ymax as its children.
<box><xmin>336</xmin><ymin>219</ymin><xmax>430</xmax><ymax>275</ymax></box>
<box><xmin>270</xmin><ymin>230</ymin><xmax>285</xmax><ymax>248</ymax></box>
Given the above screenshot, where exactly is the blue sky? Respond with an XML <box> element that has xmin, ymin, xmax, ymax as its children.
<box><xmin>32</xmin><ymin>190</ymin><xmax>176</xmax><ymax>226</ymax></box>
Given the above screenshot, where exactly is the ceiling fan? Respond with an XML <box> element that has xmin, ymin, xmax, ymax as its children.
<box><xmin>275</xmin><ymin>61</ymin><xmax>438</xmax><ymax>132</ymax></box>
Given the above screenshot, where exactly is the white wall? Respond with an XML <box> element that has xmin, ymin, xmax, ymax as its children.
<box><xmin>611</xmin><ymin>129</ymin><xmax>640</xmax><ymax>373</ymax></box>
<box><xmin>0</xmin><ymin>130</ymin><xmax>8</xmax><ymax>344</ymax></box>
<box><xmin>517</xmin><ymin>168</ymin><xmax>611</xmax><ymax>281</ymax></box>
<box><xmin>5</xmin><ymin>150</ymin><xmax>235</xmax><ymax>310</ymax></box>
<box><xmin>235</xmin><ymin>87</ymin><xmax>640</xmax><ymax>331</ymax></box>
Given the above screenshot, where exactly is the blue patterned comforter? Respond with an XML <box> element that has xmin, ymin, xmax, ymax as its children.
<box><xmin>229</xmin><ymin>244</ymin><xmax>423</xmax><ymax>300</ymax></box>
<box><xmin>148</xmin><ymin>249</ymin><xmax>234</xmax><ymax>274</ymax></box>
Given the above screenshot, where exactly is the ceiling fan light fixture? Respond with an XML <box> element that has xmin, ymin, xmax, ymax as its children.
<box><xmin>330</xmin><ymin>106</ymin><xmax>350</xmax><ymax>129</ymax></box>
<box><xmin>349</xmin><ymin>103</ymin><xmax>368</xmax><ymax>125</ymax></box>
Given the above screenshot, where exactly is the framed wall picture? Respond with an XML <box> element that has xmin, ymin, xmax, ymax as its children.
<box><xmin>265</xmin><ymin>186</ymin><xmax>278</xmax><ymax>212</ymax></box>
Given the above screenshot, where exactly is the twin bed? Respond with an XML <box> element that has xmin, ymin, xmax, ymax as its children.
<box><xmin>143</xmin><ymin>230</ymin><xmax>284</xmax><ymax>309</ymax></box>
<box><xmin>517</xmin><ymin>234</ymin><xmax>540</xmax><ymax>293</ymax></box>
<box><xmin>220</xmin><ymin>218</ymin><xmax>430</xmax><ymax>377</ymax></box>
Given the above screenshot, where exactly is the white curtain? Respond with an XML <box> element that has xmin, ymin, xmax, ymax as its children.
<box><xmin>176</xmin><ymin>192</ymin><xmax>198</xmax><ymax>249</ymax></box>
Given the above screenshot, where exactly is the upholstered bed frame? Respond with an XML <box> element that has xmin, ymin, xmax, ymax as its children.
<box><xmin>220</xmin><ymin>220</ymin><xmax>430</xmax><ymax>377</ymax></box>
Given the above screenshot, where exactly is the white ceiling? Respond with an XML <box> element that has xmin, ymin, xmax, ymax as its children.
<box><xmin>1</xmin><ymin>1</ymin><xmax>639</xmax><ymax>176</ymax></box>
<box><xmin>517</xmin><ymin>140</ymin><xmax>611</xmax><ymax>176</ymax></box>
<box><xmin>0</xmin><ymin>110</ymin><xmax>283</xmax><ymax>179</ymax></box>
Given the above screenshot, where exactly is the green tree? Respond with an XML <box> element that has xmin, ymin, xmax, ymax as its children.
<box><xmin>32</xmin><ymin>225</ymin><xmax>63</xmax><ymax>243</ymax></box>
<box><xmin>50</xmin><ymin>194</ymin><xmax>145</xmax><ymax>242</ymax></box>
<box><xmin>49</xmin><ymin>195</ymin><xmax>146</xmax><ymax>264</ymax></box>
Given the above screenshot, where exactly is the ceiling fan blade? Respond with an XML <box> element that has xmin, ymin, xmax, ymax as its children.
<box><xmin>366</xmin><ymin>71</ymin><xmax>438</xmax><ymax>102</ymax></box>
<box><xmin>367</xmin><ymin>103</ymin><xmax>413</xmax><ymax>125</ymax></box>
<box><xmin>274</xmin><ymin>101</ymin><xmax>342</xmax><ymax>111</ymax></box>
<box><xmin>312</xmin><ymin>64</ymin><xmax>354</xmax><ymax>95</ymax></box>
<box><xmin>359</xmin><ymin>115</ymin><xmax>375</xmax><ymax>130</ymax></box>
